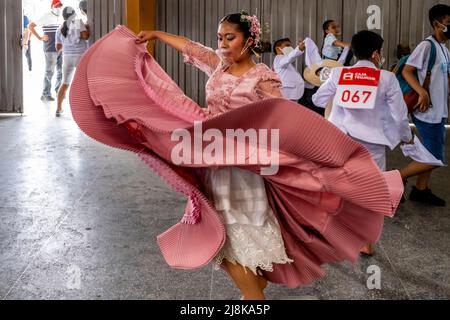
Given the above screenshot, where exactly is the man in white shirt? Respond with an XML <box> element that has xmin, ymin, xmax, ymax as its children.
<box><xmin>28</xmin><ymin>0</ymin><xmax>64</xmax><ymax>102</ymax></box>
<box><xmin>273</xmin><ymin>38</ymin><xmax>306</xmax><ymax>101</ymax></box>
<box><xmin>401</xmin><ymin>4</ymin><xmax>450</xmax><ymax>207</ymax></box>
<box><xmin>312</xmin><ymin>30</ymin><xmax>413</xmax><ymax>255</ymax></box>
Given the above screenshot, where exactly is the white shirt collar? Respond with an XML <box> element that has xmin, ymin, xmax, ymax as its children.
<box><xmin>354</xmin><ymin>60</ymin><xmax>377</xmax><ymax>69</ymax></box>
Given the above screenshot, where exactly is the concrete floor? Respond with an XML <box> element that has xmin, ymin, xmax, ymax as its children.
<box><xmin>1</xmin><ymin>69</ymin><xmax>449</xmax><ymax>300</ymax></box>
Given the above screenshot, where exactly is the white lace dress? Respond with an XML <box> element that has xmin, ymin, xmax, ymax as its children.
<box><xmin>183</xmin><ymin>40</ymin><xmax>294</xmax><ymax>275</ymax></box>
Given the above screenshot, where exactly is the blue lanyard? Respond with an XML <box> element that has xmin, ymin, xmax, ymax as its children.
<box><xmin>433</xmin><ymin>36</ymin><xmax>450</xmax><ymax>64</ymax></box>
<box><xmin>438</xmin><ymin>43</ymin><xmax>450</xmax><ymax>64</ymax></box>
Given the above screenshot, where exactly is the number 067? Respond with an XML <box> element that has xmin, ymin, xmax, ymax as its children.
<box><xmin>341</xmin><ymin>90</ymin><xmax>372</xmax><ymax>104</ymax></box>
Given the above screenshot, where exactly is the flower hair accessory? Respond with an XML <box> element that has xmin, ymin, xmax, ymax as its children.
<box><xmin>240</xmin><ymin>11</ymin><xmax>262</xmax><ymax>50</ymax></box>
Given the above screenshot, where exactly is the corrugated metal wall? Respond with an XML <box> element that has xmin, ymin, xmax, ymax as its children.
<box><xmin>0</xmin><ymin>0</ymin><xmax>23</xmax><ymax>113</ymax></box>
<box><xmin>88</xmin><ymin>0</ymin><xmax>127</xmax><ymax>42</ymax></box>
<box><xmin>156</xmin><ymin>0</ymin><xmax>450</xmax><ymax>106</ymax></box>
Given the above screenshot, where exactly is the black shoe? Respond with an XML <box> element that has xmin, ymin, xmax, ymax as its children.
<box><xmin>409</xmin><ymin>187</ymin><xmax>446</xmax><ymax>207</ymax></box>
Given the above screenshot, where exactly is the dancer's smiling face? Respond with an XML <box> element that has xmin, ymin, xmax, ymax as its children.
<box><xmin>217</xmin><ymin>22</ymin><xmax>254</xmax><ymax>64</ymax></box>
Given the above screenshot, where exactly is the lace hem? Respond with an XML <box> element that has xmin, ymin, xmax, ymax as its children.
<box><xmin>213</xmin><ymin>213</ymin><xmax>294</xmax><ymax>275</ymax></box>
<box><xmin>214</xmin><ymin>252</ymin><xmax>294</xmax><ymax>276</ymax></box>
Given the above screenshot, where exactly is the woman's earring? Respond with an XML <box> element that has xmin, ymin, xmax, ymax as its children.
<box><xmin>251</xmin><ymin>47</ymin><xmax>261</xmax><ymax>58</ymax></box>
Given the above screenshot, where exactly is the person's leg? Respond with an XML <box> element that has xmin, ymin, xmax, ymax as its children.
<box><xmin>42</xmin><ymin>52</ymin><xmax>57</xmax><ymax>99</ymax></box>
<box><xmin>407</xmin><ymin>117</ymin><xmax>446</xmax><ymax>206</ymax></box>
<box><xmin>25</xmin><ymin>42</ymin><xmax>32</xmax><ymax>71</ymax></box>
<box><xmin>399</xmin><ymin>161</ymin><xmax>436</xmax><ymax>181</ymax></box>
<box><xmin>55</xmin><ymin>52</ymin><xmax>63</xmax><ymax>94</ymax></box>
<box><xmin>222</xmin><ymin>260</ymin><xmax>267</xmax><ymax>300</ymax></box>
<box><xmin>357</xmin><ymin>142</ymin><xmax>386</xmax><ymax>256</ymax></box>
<box><xmin>57</xmin><ymin>84</ymin><xmax>69</xmax><ymax>114</ymax></box>
<box><xmin>56</xmin><ymin>55</ymin><xmax>72</xmax><ymax>115</ymax></box>
<box><xmin>416</xmin><ymin>170</ymin><xmax>434</xmax><ymax>190</ymax></box>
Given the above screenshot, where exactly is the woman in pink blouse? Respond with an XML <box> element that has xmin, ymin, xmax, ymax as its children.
<box><xmin>137</xmin><ymin>13</ymin><xmax>291</xmax><ymax>300</ymax></box>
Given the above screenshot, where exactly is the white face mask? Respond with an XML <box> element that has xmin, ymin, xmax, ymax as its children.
<box><xmin>216</xmin><ymin>39</ymin><xmax>253</xmax><ymax>68</ymax></box>
<box><xmin>378</xmin><ymin>57</ymin><xmax>386</xmax><ymax>69</ymax></box>
<box><xmin>215</xmin><ymin>48</ymin><xmax>234</xmax><ymax>68</ymax></box>
<box><xmin>438</xmin><ymin>21</ymin><xmax>449</xmax><ymax>33</ymax></box>
<box><xmin>281</xmin><ymin>46</ymin><xmax>294</xmax><ymax>55</ymax></box>
<box><xmin>52</xmin><ymin>7</ymin><xmax>62</xmax><ymax>16</ymax></box>
<box><xmin>374</xmin><ymin>55</ymin><xmax>386</xmax><ymax>69</ymax></box>
<box><xmin>372</xmin><ymin>52</ymin><xmax>385</xmax><ymax>69</ymax></box>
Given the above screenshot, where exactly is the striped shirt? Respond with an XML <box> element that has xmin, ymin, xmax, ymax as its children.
<box><xmin>36</xmin><ymin>12</ymin><xmax>63</xmax><ymax>52</ymax></box>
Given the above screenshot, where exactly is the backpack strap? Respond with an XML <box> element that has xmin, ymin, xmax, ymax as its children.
<box><xmin>393</xmin><ymin>55</ymin><xmax>409</xmax><ymax>75</ymax></box>
<box><xmin>425</xmin><ymin>39</ymin><xmax>437</xmax><ymax>76</ymax></box>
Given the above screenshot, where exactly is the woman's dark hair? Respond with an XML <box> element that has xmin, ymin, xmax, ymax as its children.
<box><xmin>351</xmin><ymin>30</ymin><xmax>384</xmax><ymax>60</ymax></box>
<box><xmin>219</xmin><ymin>13</ymin><xmax>270</xmax><ymax>55</ymax></box>
<box><xmin>321</xmin><ymin>20</ymin><xmax>335</xmax><ymax>55</ymax></box>
<box><xmin>322</xmin><ymin>20</ymin><xmax>335</xmax><ymax>35</ymax></box>
<box><xmin>61</xmin><ymin>6</ymin><xmax>76</xmax><ymax>38</ymax></box>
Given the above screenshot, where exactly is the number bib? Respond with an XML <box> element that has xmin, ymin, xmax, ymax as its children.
<box><xmin>333</xmin><ymin>67</ymin><xmax>381</xmax><ymax>110</ymax></box>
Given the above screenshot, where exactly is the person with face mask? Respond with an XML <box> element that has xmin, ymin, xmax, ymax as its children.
<box><xmin>400</xmin><ymin>4</ymin><xmax>450</xmax><ymax>207</ymax></box>
<box><xmin>313</xmin><ymin>30</ymin><xmax>414</xmax><ymax>255</ymax></box>
<box><xmin>273</xmin><ymin>38</ymin><xmax>306</xmax><ymax>101</ymax></box>
<box><xmin>28</xmin><ymin>0</ymin><xmax>64</xmax><ymax>102</ymax></box>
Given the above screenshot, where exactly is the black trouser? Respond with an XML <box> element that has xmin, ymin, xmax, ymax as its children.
<box><xmin>25</xmin><ymin>42</ymin><xmax>32</xmax><ymax>71</ymax></box>
<box><xmin>298</xmin><ymin>87</ymin><xmax>325</xmax><ymax>117</ymax></box>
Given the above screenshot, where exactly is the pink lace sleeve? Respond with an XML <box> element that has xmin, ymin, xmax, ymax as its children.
<box><xmin>255</xmin><ymin>70</ymin><xmax>284</xmax><ymax>99</ymax></box>
<box><xmin>182</xmin><ymin>40</ymin><xmax>220</xmax><ymax>77</ymax></box>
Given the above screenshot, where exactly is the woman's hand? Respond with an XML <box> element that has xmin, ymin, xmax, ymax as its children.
<box><xmin>135</xmin><ymin>30</ymin><xmax>158</xmax><ymax>44</ymax></box>
<box><xmin>298</xmin><ymin>40</ymin><xmax>306</xmax><ymax>52</ymax></box>
<box><xmin>402</xmin><ymin>136</ymin><xmax>415</xmax><ymax>145</ymax></box>
<box><xmin>416</xmin><ymin>89</ymin><xmax>431</xmax><ymax>113</ymax></box>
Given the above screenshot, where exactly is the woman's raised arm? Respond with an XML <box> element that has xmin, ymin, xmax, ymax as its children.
<box><xmin>136</xmin><ymin>30</ymin><xmax>220</xmax><ymax>76</ymax></box>
<box><xmin>136</xmin><ymin>30</ymin><xmax>188</xmax><ymax>53</ymax></box>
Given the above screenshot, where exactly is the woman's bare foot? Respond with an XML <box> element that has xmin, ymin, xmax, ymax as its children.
<box><xmin>360</xmin><ymin>244</ymin><xmax>375</xmax><ymax>256</ymax></box>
